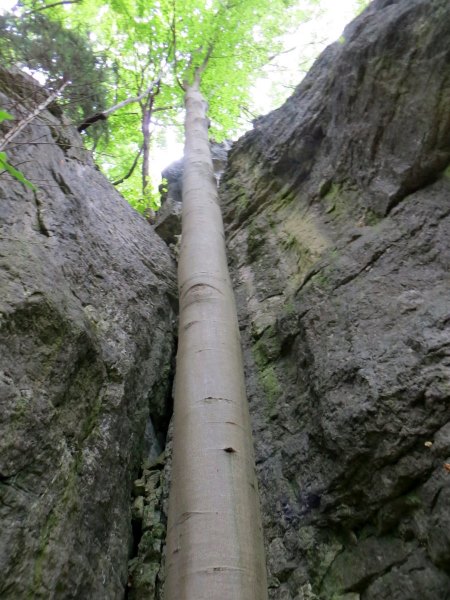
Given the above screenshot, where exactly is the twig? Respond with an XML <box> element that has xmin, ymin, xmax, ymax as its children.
<box><xmin>0</xmin><ymin>82</ymin><xmax>68</xmax><ymax>151</ymax></box>
<box><xmin>113</xmin><ymin>144</ymin><xmax>143</xmax><ymax>185</ymax></box>
<box><xmin>7</xmin><ymin>140</ymin><xmax>116</xmax><ymax>158</ymax></box>
<box><xmin>78</xmin><ymin>78</ymin><xmax>161</xmax><ymax>132</ymax></box>
<box><xmin>26</xmin><ymin>0</ymin><xmax>81</xmax><ymax>14</ymax></box>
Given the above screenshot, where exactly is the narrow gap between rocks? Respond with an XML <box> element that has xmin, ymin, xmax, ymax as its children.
<box><xmin>125</xmin><ymin>338</ymin><xmax>177</xmax><ymax>600</ymax></box>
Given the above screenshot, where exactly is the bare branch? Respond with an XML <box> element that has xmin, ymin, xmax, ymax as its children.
<box><xmin>78</xmin><ymin>79</ymin><xmax>160</xmax><ymax>132</ymax></box>
<box><xmin>103</xmin><ymin>79</ymin><xmax>160</xmax><ymax>116</ymax></box>
<box><xmin>267</xmin><ymin>46</ymin><xmax>296</xmax><ymax>62</ymax></box>
<box><xmin>26</xmin><ymin>0</ymin><xmax>81</xmax><ymax>14</ymax></box>
<box><xmin>0</xmin><ymin>82</ymin><xmax>68</xmax><ymax>152</ymax></box>
<box><xmin>76</xmin><ymin>112</ymin><xmax>108</xmax><ymax>132</ymax></box>
<box><xmin>196</xmin><ymin>44</ymin><xmax>214</xmax><ymax>77</ymax></box>
<box><xmin>112</xmin><ymin>144</ymin><xmax>143</xmax><ymax>186</ymax></box>
<box><xmin>7</xmin><ymin>140</ymin><xmax>116</xmax><ymax>158</ymax></box>
<box><xmin>153</xmin><ymin>105</ymin><xmax>177</xmax><ymax>113</ymax></box>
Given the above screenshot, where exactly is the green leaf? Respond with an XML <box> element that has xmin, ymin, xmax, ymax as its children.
<box><xmin>0</xmin><ymin>109</ymin><xmax>14</xmax><ymax>122</ymax></box>
<box><xmin>0</xmin><ymin>151</ymin><xmax>36</xmax><ymax>190</ymax></box>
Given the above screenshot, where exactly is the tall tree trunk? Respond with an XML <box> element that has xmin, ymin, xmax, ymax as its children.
<box><xmin>141</xmin><ymin>102</ymin><xmax>152</xmax><ymax>196</ymax></box>
<box><xmin>141</xmin><ymin>99</ymin><xmax>155</xmax><ymax>222</ymax></box>
<box><xmin>165</xmin><ymin>78</ymin><xmax>268</xmax><ymax>599</ymax></box>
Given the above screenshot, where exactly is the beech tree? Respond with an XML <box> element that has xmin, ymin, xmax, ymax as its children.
<box><xmin>159</xmin><ymin>1</ymin><xmax>303</xmax><ymax>597</ymax></box>
<box><xmin>70</xmin><ymin>0</ymin><xmax>303</xmax><ymax>594</ymax></box>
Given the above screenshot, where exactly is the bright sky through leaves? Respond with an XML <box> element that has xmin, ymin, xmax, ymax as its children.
<box><xmin>0</xmin><ymin>0</ymin><xmax>364</xmax><ymax>179</ymax></box>
<box><xmin>151</xmin><ymin>0</ymin><xmax>363</xmax><ymax>178</ymax></box>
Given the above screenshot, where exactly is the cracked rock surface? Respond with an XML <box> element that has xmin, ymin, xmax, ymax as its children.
<box><xmin>220</xmin><ymin>1</ymin><xmax>450</xmax><ymax>598</ymax></box>
<box><xmin>0</xmin><ymin>67</ymin><xmax>176</xmax><ymax>599</ymax></box>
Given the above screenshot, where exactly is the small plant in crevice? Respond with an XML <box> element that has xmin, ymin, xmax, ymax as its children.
<box><xmin>127</xmin><ymin>453</ymin><xmax>166</xmax><ymax>599</ymax></box>
<box><xmin>0</xmin><ymin>109</ymin><xmax>35</xmax><ymax>189</ymax></box>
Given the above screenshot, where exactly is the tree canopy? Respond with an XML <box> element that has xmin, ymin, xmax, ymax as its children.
<box><xmin>1</xmin><ymin>0</ymin><xmax>320</xmax><ymax>212</ymax></box>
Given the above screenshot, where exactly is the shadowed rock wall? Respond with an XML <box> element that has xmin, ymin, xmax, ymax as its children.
<box><xmin>2</xmin><ymin>0</ymin><xmax>450</xmax><ymax>598</ymax></box>
<box><xmin>220</xmin><ymin>1</ymin><xmax>450</xmax><ymax>598</ymax></box>
<box><xmin>0</xmin><ymin>68</ymin><xmax>176</xmax><ymax>599</ymax></box>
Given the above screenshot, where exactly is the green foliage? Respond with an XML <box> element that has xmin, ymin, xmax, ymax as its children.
<box><xmin>0</xmin><ymin>109</ymin><xmax>13</xmax><ymax>121</ymax></box>
<box><xmin>1</xmin><ymin>0</ymin><xmax>318</xmax><ymax>209</ymax></box>
<box><xmin>0</xmin><ymin>110</ymin><xmax>35</xmax><ymax>189</ymax></box>
<box><xmin>0</xmin><ymin>150</ymin><xmax>35</xmax><ymax>189</ymax></box>
<box><xmin>42</xmin><ymin>0</ymin><xmax>181</xmax><ymax>205</ymax></box>
<box><xmin>0</xmin><ymin>11</ymin><xmax>110</xmax><ymax>135</ymax></box>
<box><xmin>127</xmin><ymin>184</ymin><xmax>161</xmax><ymax>215</ymax></box>
<box><xmin>37</xmin><ymin>0</ymin><xmax>301</xmax><ymax>205</ymax></box>
<box><xmin>169</xmin><ymin>0</ymin><xmax>302</xmax><ymax>138</ymax></box>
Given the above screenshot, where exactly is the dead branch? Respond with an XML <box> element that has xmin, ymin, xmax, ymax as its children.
<box><xmin>0</xmin><ymin>81</ymin><xmax>68</xmax><ymax>152</ymax></box>
<box><xmin>113</xmin><ymin>144</ymin><xmax>143</xmax><ymax>185</ymax></box>
<box><xmin>26</xmin><ymin>0</ymin><xmax>82</xmax><ymax>14</ymax></box>
<box><xmin>78</xmin><ymin>79</ymin><xmax>160</xmax><ymax>132</ymax></box>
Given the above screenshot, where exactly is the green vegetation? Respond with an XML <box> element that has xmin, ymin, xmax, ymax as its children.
<box><xmin>252</xmin><ymin>330</ymin><xmax>282</xmax><ymax>418</ymax></box>
<box><xmin>0</xmin><ymin>1</ymin><xmax>367</xmax><ymax>215</ymax></box>
<box><xmin>321</xmin><ymin>181</ymin><xmax>382</xmax><ymax>227</ymax></box>
<box><xmin>259</xmin><ymin>365</ymin><xmax>281</xmax><ymax>418</ymax></box>
<box><xmin>0</xmin><ymin>0</ymin><xmax>319</xmax><ymax>213</ymax></box>
<box><xmin>0</xmin><ymin>109</ymin><xmax>36</xmax><ymax>188</ymax></box>
<box><xmin>0</xmin><ymin>13</ymin><xmax>109</xmax><ymax>129</ymax></box>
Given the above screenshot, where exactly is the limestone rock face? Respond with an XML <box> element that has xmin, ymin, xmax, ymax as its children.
<box><xmin>220</xmin><ymin>1</ymin><xmax>450</xmax><ymax>598</ymax></box>
<box><xmin>154</xmin><ymin>141</ymin><xmax>231</xmax><ymax>247</ymax></box>
<box><xmin>0</xmin><ymin>68</ymin><xmax>176</xmax><ymax>599</ymax></box>
<box><xmin>2</xmin><ymin>0</ymin><xmax>450</xmax><ymax>598</ymax></box>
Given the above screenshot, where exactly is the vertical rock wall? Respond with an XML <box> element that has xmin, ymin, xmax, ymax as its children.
<box><xmin>2</xmin><ymin>1</ymin><xmax>450</xmax><ymax>598</ymax></box>
<box><xmin>0</xmin><ymin>68</ymin><xmax>176</xmax><ymax>599</ymax></box>
<box><xmin>220</xmin><ymin>1</ymin><xmax>450</xmax><ymax>598</ymax></box>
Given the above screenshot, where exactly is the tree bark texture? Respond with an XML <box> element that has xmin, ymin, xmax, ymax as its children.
<box><xmin>141</xmin><ymin>97</ymin><xmax>154</xmax><ymax>195</ymax></box>
<box><xmin>164</xmin><ymin>79</ymin><xmax>268</xmax><ymax>600</ymax></box>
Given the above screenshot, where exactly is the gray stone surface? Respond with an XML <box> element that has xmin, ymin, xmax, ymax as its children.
<box><xmin>154</xmin><ymin>141</ymin><xmax>231</xmax><ymax>248</ymax></box>
<box><xmin>0</xmin><ymin>67</ymin><xmax>176</xmax><ymax>599</ymax></box>
<box><xmin>2</xmin><ymin>0</ymin><xmax>450</xmax><ymax>598</ymax></box>
<box><xmin>220</xmin><ymin>1</ymin><xmax>450</xmax><ymax>598</ymax></box>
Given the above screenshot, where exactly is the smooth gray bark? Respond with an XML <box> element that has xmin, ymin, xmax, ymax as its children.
<box><xmin>164</xmin><ymin>79</ymin><xmax>268</xmax><ymax>599</ymax></box>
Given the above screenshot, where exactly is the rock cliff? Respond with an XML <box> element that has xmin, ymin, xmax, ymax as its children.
<box><xmin>1</xmin><ymin>0</ymin><xmax>450</xmax><ymax>599</ymax></box>
<box><xmin>220</xmin><ymin>0</ymin><xmax>450</xmax><ymax>598</ymax></box>
<box><xmin>0</xmin><ymin>67</ymin><xmax>176</xmax><ymax>598</ymax></box>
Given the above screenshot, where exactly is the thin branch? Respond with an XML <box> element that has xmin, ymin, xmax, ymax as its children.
<box><xmin>78</xmin><ymin>79</ymin><xmax>161</xmax><ymax>132</ymax></box>
<box><xmin>171</xmin><ymin>0</ymin><xmax>186</xmax><ymax>91</ymax></box>
<box><xmin>113</xmin><ymin>144</ymin><xmax>143</xmax><ymax>186</ymax></box>
<box><xmin>267</xmin><ymin>46</ymin><xmax>296</xmax><ymax>63</ymax></box>
<box><xmin>0</xmin><ymin>82</ymin><xmax>68</xmax><ymax>152</ymax></box>
<box><xmin>176</xmin><ymin>75</ymin><xmax>186</xmax><ymax>92</ymax></box>
<box><xmin>103</xmin><ymin>81</ymin><xmax>160</xmax><ymax>117</ymax></box>
<box><xmin>76</xmin><ymin>112</ymin><xmax>108</xmax><ymax>131</ymax></box>
<box><xmin>26</xmin><ymin>0</ymin><xmax>81</xmax><ymax>14</ymax></box>
<box><xmin>153</xmin><ymin>105</ymin><xmax>177</xmax><ymax>113</ymax></box>
<box><xmin>192</xmin><ymin>44</ymin><xmax>214</xmax><ymax>86</ymax></box>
